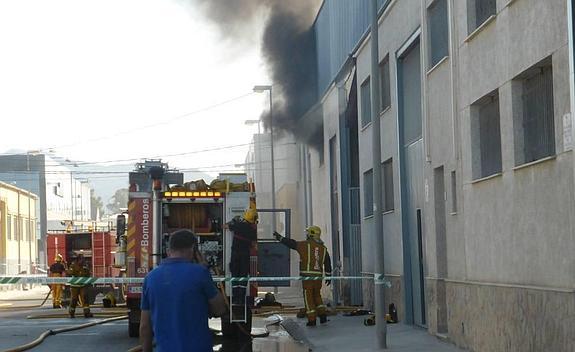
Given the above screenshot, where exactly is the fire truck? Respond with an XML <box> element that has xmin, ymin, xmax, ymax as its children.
<box><xmin>46</xmin><ymin>230</ymin><xmax>123</xmax><ymax>305</ymax></box>
<box><xmin>119</xmin><ymin>160</ymin><xmax>258</xmax><ymax>337</ymax></box>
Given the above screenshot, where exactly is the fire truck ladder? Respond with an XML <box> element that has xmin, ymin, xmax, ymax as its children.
<box><xmin>229</xmin><ymin>280</ymin><xmax>249</xmax><ymax>323</ymax></box>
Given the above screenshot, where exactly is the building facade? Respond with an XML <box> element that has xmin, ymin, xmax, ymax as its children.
<box><xmin>0</xmin><ymin>154</ymin><xmax>92</xmax><ymax>265</ymax></box>
<box><xmin>0</xmin><ymin>181</ymin><xmax>38</xmax><ymax>276</ymax></box>
<box><xmin>294</xmin><ymin>0</ymin><xmax>575</xmax><ymax>350</ymax></box>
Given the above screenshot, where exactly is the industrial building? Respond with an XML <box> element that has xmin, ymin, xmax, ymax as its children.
<box><xmin>0</xmin><ymin>154</ymin><xmax>92</xmax><ymax>265</ymax></box>
<box><xmin>0</xmin><ymin>181</ymin><xmax>38</xmax><ymax>276</ymax></box>
<box><xmin>249</xmin><ymin>0</ymin><xmax>575</xmax><ymax>350</ymax></box>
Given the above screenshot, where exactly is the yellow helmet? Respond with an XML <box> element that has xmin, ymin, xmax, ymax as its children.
<box><xmin>243</xmin><ymin>208</ymin><xmax>258</xmax><ymax>224</ymax></box>
<box><xmin>55</xmin><ymin>254</ymin><xmax>63</xmax><ymax>262</ymax></box>
<box><xmin>306</xmin><ymin>225</ymin><xmax>321</xmax><ymax>240</ymax></box>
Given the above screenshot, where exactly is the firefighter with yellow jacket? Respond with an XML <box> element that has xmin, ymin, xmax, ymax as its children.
<box><xmin>274</xmin><ymin>226</ymin><xmax>332</xmax><ymax>326</ymax></box>
<box><xmin>49</xmin><ymin>254</ymin><xmax>66</xmax><ymax>308</ymax></box>
<box><xmin>66</xmin><ymin>254</ymin><xmax>93</xmax><ymax>318</ymax></box>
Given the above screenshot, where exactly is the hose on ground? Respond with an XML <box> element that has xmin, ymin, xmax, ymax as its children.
<box><xmin>0</xmin><ymin>315</ymin><xmax>128</xmax><ymax>352</ymax></box>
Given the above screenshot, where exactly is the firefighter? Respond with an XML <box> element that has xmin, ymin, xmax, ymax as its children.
<box><xmin>49</xmin><ymin>254</ymin><xmax>66</xmax><ymax>308</ymax></box>
<box><xmin>274</xmin><ymin>225</ymin><xmax>332</xmax><ymax>326</ymax></box>
<box><xmin>66</xmin><ymin>254</ymin><xmax>93</xmax><ymax>318</ymax></box>
<box><xmin>226</xmin><ymin>208</ymin><xmax>258</xmax><ymax>307</ymax></box>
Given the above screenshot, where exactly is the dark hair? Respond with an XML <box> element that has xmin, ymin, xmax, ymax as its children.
<box><xmin>169</xmin><ymin>229</ymin><xmax>198</xmax><ymax>251</ymax></box>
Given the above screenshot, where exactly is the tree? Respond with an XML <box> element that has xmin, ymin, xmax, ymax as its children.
<box><xmin>107</xmin><ymin>188</ymin><xmax>129</xmax><ymax>214</ymax></box>
<box><xmin>90</xmin><ymin>189</ymin><xmax>104</xmax><ymax>220</ymax></box>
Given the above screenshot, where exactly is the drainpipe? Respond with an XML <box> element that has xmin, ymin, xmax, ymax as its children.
<box><xmin>370</xmin><ymin>0</ymin><xmax>387</xmax><ymax>348</ymax></box>
<box><xmin>307</xmin><ymin>147</ymin><xmax>314</xmax><ymax>225</ymax></box>
<box><xmin>301</xmin><ymin>144</ymin><xmax>309</xmax><ymax>226</ymax></box>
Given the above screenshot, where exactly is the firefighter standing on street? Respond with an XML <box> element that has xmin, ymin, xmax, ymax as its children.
<box><xmin>67</xmin><ymin>254</ymin><xmax>93</xmax><ymax>318</ymax></box>
<box><xmin>274</xmin><ymin>225</ymin><xmax>332</xmax><ymax>326</ymax></box>
<box><xmin>49</xmin><ymin>254</ymin><xmax>66</xmax><ymax>309</ymax></box>
<box><xmin>227</xmin><ymin>208</ymin><xmax>258</xmax><ymax>307</ymax></box>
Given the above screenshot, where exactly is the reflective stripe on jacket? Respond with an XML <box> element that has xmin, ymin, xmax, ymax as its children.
<box><xmin>280</xmin><ymin>237</ymin><xmax>332</xmax><ymax>277</ymax></box>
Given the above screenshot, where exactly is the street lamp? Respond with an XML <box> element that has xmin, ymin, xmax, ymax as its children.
<box><xmin>252</xmin><ymin>85</ymin><xmax>276</xmax><ymax>233</ymax></box>
<box><xmin>244</xmin><ymin>119</ymin><xmax>261</xmax><ymax>135</ymax></box>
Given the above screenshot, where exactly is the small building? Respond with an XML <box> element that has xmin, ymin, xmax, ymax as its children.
<box><xmin>0</xmin><ymin>181</ymin><xmax>38</xmax><ymax>276</ymax></box>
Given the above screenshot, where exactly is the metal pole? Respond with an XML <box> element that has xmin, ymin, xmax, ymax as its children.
<box><xmin>268</xmin><ymin>87</ymin><xmax>279</xmax><ymax>296</ymax></box>
<box><xmin>152</xmin><ymin>189</ymin><xmax>161</xmax><ymax>268</ymax></box>
<box><xmin>269</xmin><ymin>88</ymin><xmax>277</xmax><ymax>233</ymax></box>
<box><xmin>370</xmin><ymin>0</ymin><xmax>387</xmax><ymax>348</ymax></box>
<box><xmin>568</xmin><ymin>0</ymin><xmax>575</xmax><ymax>162</ymax></box>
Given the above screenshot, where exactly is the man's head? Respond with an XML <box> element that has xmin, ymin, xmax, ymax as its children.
<box><xmin>55</xmin><ymin>254</ymin><xmax>63</xmax><ymax>262</ymax></box>
<box><xmin>168</xmin><ymin>229</ymin><xmax>198</xmax><ymax>261</ymax></box>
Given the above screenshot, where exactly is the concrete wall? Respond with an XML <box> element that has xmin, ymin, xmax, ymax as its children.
<box><xmin>354</xmin><ymin>0</ymin><xmax>423</xmax><ymax>313</ymax></box>
<box><xmin>303</xmin><ymin>0</ymin><xmax>573</xmax><ymax>349</ymax></box>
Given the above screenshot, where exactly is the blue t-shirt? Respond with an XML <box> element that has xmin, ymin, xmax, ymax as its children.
<box><xmin>141</xmin><ymin>258</ymin><xmax>218</xmax><ymax>352</ymax></box>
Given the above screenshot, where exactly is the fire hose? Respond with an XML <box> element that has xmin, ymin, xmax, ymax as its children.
<box><xmin>0</xmin><ymin>315</ymin><xmax>128</xmax><ymax>352</ymax></box>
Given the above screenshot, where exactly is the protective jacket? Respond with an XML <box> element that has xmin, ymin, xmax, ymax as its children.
<box><xmin>228</xmin><ymin>219</ymin><xmax>257</xmax><ymax>252</ymax></box>
<box><xmin>49</xmin><ymin>262</ymin><xmax>66</xmax><ymax>275</ymax></box>
<box><xmin>67</xmin><ymin>261</ymin><xmax>90</xmax><ymax>287</ymax></box>
<box><xmin>279</xmin><ymin>238</ymin><xmax>332</xmax><ymax>277</ymax></box>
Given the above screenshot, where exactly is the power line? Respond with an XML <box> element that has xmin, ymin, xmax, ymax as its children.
<box><xmin>0</xmin><ymin>92</ymin><xmax>257</xmax><ymax>154</ymax></box>
<box><xmin>0</xmin><ymin>141</ymin><xmax>296</xmax><ymax>167</ymax></box>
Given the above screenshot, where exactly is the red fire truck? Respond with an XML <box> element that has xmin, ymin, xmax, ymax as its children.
<box><xmin>46</xmin><ymin>230</ymin><xmax>123</xmax><ymax>305</ymax></box>
<box><xmin>120</xmin><ymin>160</ymin><xmax>257</xmax><ymax>337</ymax></box>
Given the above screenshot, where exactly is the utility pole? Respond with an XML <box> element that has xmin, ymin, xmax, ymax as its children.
<box><xmin>370</xmin><ymin>0</ymin><xmax>387</xmax><ymax>348</ymax></box>
<box><xmin>568</xmin><ymin>0</ymin><xmax>575</xmax><ymax>179</ymax></box>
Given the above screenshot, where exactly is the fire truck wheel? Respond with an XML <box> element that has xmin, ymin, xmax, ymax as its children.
<box><xmin>128</xmin><ymin>321</ymin><xmax>140</xmax><ymax>338</ymax></box>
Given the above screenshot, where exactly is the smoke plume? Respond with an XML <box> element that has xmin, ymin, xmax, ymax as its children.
<box><xmin>194</xmin><ymin>0</ymin><xmax>323</xmax><ymax>148</ymax></box>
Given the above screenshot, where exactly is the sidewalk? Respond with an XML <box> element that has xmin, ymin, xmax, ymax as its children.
<box><xmin>281</xmin><ymin>314</ymin><xmax>466</xmax><ymax>352</ymax></box>
<box><xmin>0</xmin><ymin>285</ymin><xmax>50</xmax><ymax>301</ymax></box>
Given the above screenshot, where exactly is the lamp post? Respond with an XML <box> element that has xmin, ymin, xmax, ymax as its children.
<box><xmin>244</xmin><ymin>119</ymin><xmax>262</xmax><ymax>135</ymax></box>
<box><xmin>253</xmin><ymin>85</ymin><xmax>276</xmax><ymax>233</ymax></box>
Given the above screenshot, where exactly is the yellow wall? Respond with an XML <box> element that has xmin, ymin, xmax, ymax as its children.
<box><xmin>0</xmin><ymin>182</ymin><xmax>38</xmax><ymax>275</ymax></box>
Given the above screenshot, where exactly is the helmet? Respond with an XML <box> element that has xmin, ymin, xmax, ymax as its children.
<box><xmin>305</xmin><ymin>225</ymin><xmax>321</xmax><ymax>240</ymax></box>
<box><xmin>243</xmin><ymin>208</ymin><xmax>258</xmax><ymax>224</ymax></box>
<box><xmin>55</xmin><ymin>254</ymin><xmax>63</xmax><ymax>262</ymax></box>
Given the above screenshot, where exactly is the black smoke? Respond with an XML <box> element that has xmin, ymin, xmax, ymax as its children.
<box><xmin>194</xmin><ymin>0</ymin><xmax>322</xmax><ymax>149</ymax></box>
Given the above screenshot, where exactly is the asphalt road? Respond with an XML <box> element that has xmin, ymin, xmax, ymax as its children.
<box><xmin>0</xmin><ymin>295</ymin><xmax>307</xmax><ymax>352</ymax></box>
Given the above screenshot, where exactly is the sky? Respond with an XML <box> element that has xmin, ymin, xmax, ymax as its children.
<box><xmin>0</xmin><ymin>0</ymin><xmax>270</xmax><ymax>176</ymax></box>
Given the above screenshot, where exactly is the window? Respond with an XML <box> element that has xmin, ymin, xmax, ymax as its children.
<box><xmin>451</xmin><ymin>171</ymin><xmax>457</xmax><ymax>213</ymax></box>
<box><xmin>513</xmin><ymin>59</ymin><xmax>555</xmax><ymax>165</ymax></box>
<box><xmin>21</xmin><ymin>218</ymin><xmax>27</xmax><ymax>242</ymax></box>
<box><xmin>428</xmin><ymin>0</ymin><xmax>449</xmax><ymax>68</ymax></box>
<box><xmin>379</xmin><ymin>56</ymin><xmax>391</xmax><ymax>111</ymax></box>
<box><xmin>15</xmin><ymin>216</ymin><xmax>20</xmax><ymax>241</ymax></box>
<box><xmin>30</xmin><ymin>220</ymin><xmax>35</xmax><ymax>241</ymax></box>
<box><xmin>471</xmin><ymin>90</ymin><xmax>502</xmax><ymax>179</ymax></box>
<box><xmin>7</xmin><ymin>215</ymin><xmax>11</xmax><ymax>240</ymax></box>
<box><xmin>361</xmin><ymin>77</ymin><xmax>372</xmax><ymax>127</ymax></box>
<box><xmin>382</xmin><ymin>159</ymin><xmax>394</xmax><ymax>212</ymax></box>
<box><xmin>467</xmin><ymin>0</ymin><xmax>496</xmax><ymax>33</ymax></box>
<box><xmin>363</xmin><ymin>169</ymin><xmax>373</xmax><ymax>217</ymax></box>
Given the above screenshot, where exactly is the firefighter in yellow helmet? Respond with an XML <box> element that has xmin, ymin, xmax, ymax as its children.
<box><xmin>227</xmin><ymin>208</ymin><xmax>258</xmax><ymax>309</ymax></box>
<box><xmin>49</xmin><ymin>254</ymin><xmax>66</xmax><ymax>309</ymax></box>
<box><xmin>275</xmin><ymin>225</ymin><xmax>332</xmax><ymax>326</ymax></box>
<box><xmin>66</xmin><ymin>254</ymin><xmax>93</xmax><ymax>318</ymax></box>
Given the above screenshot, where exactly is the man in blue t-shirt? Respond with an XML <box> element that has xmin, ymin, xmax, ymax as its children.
<box><xmin>140</xmin><ymin>230</ymin><xmax>226</xmax><ymax>352</ymax></box>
